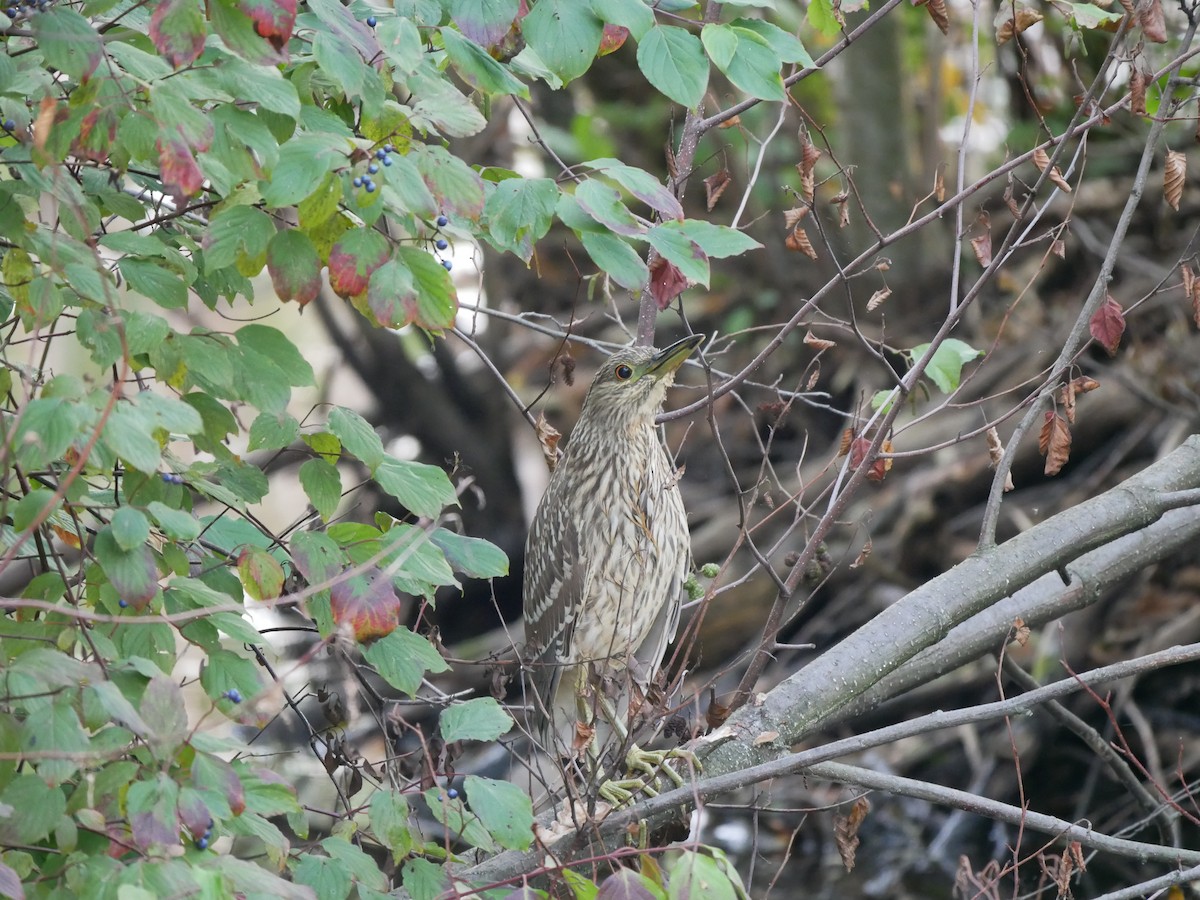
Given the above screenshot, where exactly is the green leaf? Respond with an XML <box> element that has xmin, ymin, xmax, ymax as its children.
<box><xmin>413</xmin><ymin>144</ymin><xmax>486</xmax><ymax>220</ymax></box>
<box><xmin>328</xmin><ymin>407</ymin><xmax>385</xmax><ymax>469</ymax></box>
<box><xmin>237</xmin><ymin>546</ymin><xmax>286</xmax><ymax>601</ymax></box>
<box><xmin>522</xmin><ymin>0</ymin><xmax>604</xmax><ymax>84</ymax></box>
<box><xmin>637</xmin><ymin>25</ymin><xmax>708</xmax><ymax>108</ymax></box>
<box><xmin>212</xmin><ymin>0</ymin><xmax>287</xmax><ymax>65</ymax></box>
<box><xmin>369</xmin><ymin>791</ymin><xmax>413</xmax><ymax>862</ymax></box>
<box><xmin>104</xmin><ymin>403</ymin><xmax>163</xmax><ymax>473</ymax></box>
<box><xmin>731</xmin><ymin>18</ymin><xmax>816</xmax><ymax>68</ymax></box>
<box><xmin>646</xmin><ymin>223</ymin><xmax>709</xmax><ymax>286</ymax></box>
<box><xmin>248</xmin><ymin>411</ymin><xmax>300</xmax><ymax>452</ymax></box>
<box><xmin>363</xmin><ymin>628</ymin><xmax>449</xmax><ymax>695</ymax></box>
<box><xmin>147</xmin><ymin>501</ymin><xmax>202</xmax><ymax>541</ymax></box>
<box><xmin>484</xmin><ymin>177</ymin><xmax>559</xmax><ymax>261</ymax></box>
<box><xmin>439</xmin><ymin>697</ymin><xmax>514</xmax><ymax>743</ymax></box>
<box><xmin>718</xmin><ymin>27</ymin><xmax>785</xmax><ymax>102</ymax></box>
<box><xmin>575</xmin><ymin>179</ymin><xmax>645</xmax><ymax>237</ymax></box>
<box><xmin>591</xmin><ymin>0</ymin><xmax>655</xmax><ymax>41</ymax></box>
<box><xmin>807</xmin><ymin>0</ymin><xmax>843</xmax><ymax>38</ymax></box>
<box><xmin>139</xmin><ymin>674</ymin><xmax>189</xmax><ymax>761</ymax></box>
<box><xmin>299</xmin><ymin>458</ymin><xmax>342</xmax><ymax>521</ymax></box>
<box><xmin>402</xmin><ymin>858</ymin><xmax>449</xmax><ymax>900</ymax></box>
<box><xmin>910</xmin><ymin>338</ymin><xmax>982</xmax><ymax>394</ymax></box>
<box><xmin>583</xmin><ymin>158</ymin><xmax>684</xmax><ymax>220</ymax></box>
<box><xmin>442</xmin><ymin>28</ymin><xmax>530</xmax><ymax>98</ymax></box>
<box><xmin>261</xmin><ymin>135</ymin><xmax>345</xmax><ymax>208</ymax></box>
<box><xmin>120</xmin><ymin>258</ymin><xmax>188</xmax><ymax>310</ymax></box>
<box><xmin>374</xmin><ymin>457</ymin><xmax>457</xmax><ymax>519</ymax></box>
<box><xmin>870</xmin><ymin>389</ymin><xmax>898</xmax><ymax>414</ymax></box>
<box><xmin>0</xmin><ymin>775</ymin><xmax>66</xmax><ymax>845</ymax></box>
<box><xmin>672</xmin><ymin>219</ymin><xmax>762</xmax><ymax>258</ymax></box>
<box><xmin>394</xmin><ymin>247</ymin><xmax>459</xmax><ymax>332</ymax></box>
<box><xmin>204</xmin><ymin>206</ymin><xmax>275</xmax><ymax>272</ymax></box>
<box><xmin>110</xmin><ymin>506</ymin><xmax>151</xmax><ymax>551</ymax></box>
<box><xmin>429</xmin><ymin>529</ymin><xmax>509</xmax><ymax>579</ymax></box>
<box><xmin>13</xmin><ymin>490</ymin><xmax>58</xmax><ymax>534</ymax></box>
<box><xmin>12</xmin><ymin>397</ymin><xmax>78</xmax><ymax>470</ymax></box>
<box><xmin>23</xmin><ymin>698</ymin><xmax>90</xmax><ymax>786</ymax></box>
<box><xmin>701</xmin><ymin>23</ymin><xmax>738</xmax><ymax>69</ymax></box>
<box><xmin>237</xmin><ymin>324</ymin><xmax>315</xmax><ymax>387</ymax></box>
<box><xmin>95</xmin><ymin>526</ymin><xmax>159</xmax><ymax>610</ymax></box>
<box><xmin>31</xmin><ymin>10</ymin><xmax>103</xmax><ymax>81</ymax></box>
<box><xmin>463</xmin><ymin>775</ymin><xmax>533</xmax><ymax>850</ymax></box>
<box><xmin>667</xmin><ymin>850</ymin><xmax>741</xmax><ymax>900</ymax></box>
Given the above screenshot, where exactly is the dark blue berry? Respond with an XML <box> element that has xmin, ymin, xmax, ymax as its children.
<box><xmin>365</xmin><ymin>182</ymin><xmax>376</xmax><ymax>193</ymax></box>
<box><xmin>225</xmin><ymin>688</ymin><xmax>242</xmax><ymax>703</ymax></box>
<box><xmin>366</xmin><ymin>15</ymin><xmax>377</xmax><ymax>27</ymax></box>
<box><xmin>375</xmin><ymin>148</ymin><xmax>386</xmax><ymax>160</ymax></box>
<box><xmin>441</xmin><ymin>259</ymin><xmax>452</xmax><ymax>271</ymax></box>
<box><xmin>384</xmin><ymin>144</ymin><xmax>395</xmax><ymax>153</ymax></box>
<box><xmin>435</xmin><ymin>238</ymin><xmax>448</xmax><ymax>250</ymax></box>
<box><xmin>382</xmin><ymin>155</ymin><xmax>392</xmax><ymax>167</ymax></box>
<box><xmin>4</xmin><ymin>9</ymin><xmax>15</xmax><ymax>18</ymax></box>
<box><xmin>352</xmin><ymin>176</ymin><xmax>363</xmax><ymax>187</ymax></box>
<box><xmin>446</xmin><ymin>788</ymin><xmax>458</xmax><ymax>799</ymax></box>
<box><xmin>196</xmin><ymin>837</ymin><xmax>208</xmax><ymax>850</ymax></box>
<box><xmin>436</xmin><ymin>215</ymin><xmax>448</xmax><ymax>227</ymax></box>
<box><xmin>367</xmin><ymin>163</ymin><xmax>378</xmax><ymax>174</ymax></box>
<box><xmin>1</xmin><ymin>120</ymin><xmax>13</xmax><ymax>132</ymax></box>
<box><xmin>118</xmin><ymin>599</ymin><xmax>128</xmax><ymax>608</ymax></box>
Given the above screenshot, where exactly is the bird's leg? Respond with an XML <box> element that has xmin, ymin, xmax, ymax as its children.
<box><xmin>591</xmin><ymin>692</ymin><xmax>699</xmax><ymax>806</ymax></box>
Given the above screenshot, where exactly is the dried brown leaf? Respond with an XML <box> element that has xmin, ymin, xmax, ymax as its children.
<box><xmin>850</xmin><ymin>536</ymin><xmax>872</xmax><ymax>568</ymax></box>
<box><xmin>704</xmin><ymin>168</ymin><xmax>731</xmax><ymax>211</ymax></box>
<box><xmin>831</xmin><ymin>191</ymin><xmax>851</xmax><ymax>228</ymax></box>
<box><xmin>1039</xmin><ymin>411</ymin><xmax>1072</xmax><ymax>476</ymax></box>
<box><xmin>753</xmin><ymin>731</ymin><xmax>780</xmax><ymax>746</ymax></box>
<box><xmin>1003</xmin><ymin>176</ymin><xmax>1022</xmax><ymax>219</ymax></box>
<box><xmin>1051</xmin><ymin>238</ymin><xmax>1065</xmax><ymax>258</ymax></box>
<box><xmin>1129</xmin><ymin>65</ymin><xmax>1146</xmax><ymax>118</ymax></box>
<box><xmin>783</xmin><ymin>206</ymin><xmax>809</xmax><ymax>230</ymax></box>
<box><xmin>1193</xmin><ymin>279</ymin><xmax>1200</xmax><ymax>329</ymax></box>
<box><xmin>1138</xmin><ymin>0</ymin><xmax>1167</xmax><ymax>41</ymax></box>
<box><xmin>1181</xmin><ymin>263</ymin><xmax>1196</xmax><ymax>301</ymax></box>
<box><xmin>649</xmin><ymin>256</ymin><xmax>689</xmax><ymax>309</ymax></box>
<box><xmin>1071</xmin><ymin>375</ymin><xmax>1100</xmax><ymax>394</ymax></box>
<box><xmin>804</xmin><ymin>330</ymin><xmax>837</xmax><ymax>351</ymax></box>
<box><xmin>925</xmin><ymin>0</ymin><xmax>949</xmax><ymax>34</ymax></box>
<box><xmin>786</xmin><ymin>225</ymin><xmax>818</xmax><ymax>259</ymax></box>
<box><xmin>799</xmin><ymin>135</ymin><xmax>822</xmax><ymax>178</ymax></box>
<box><xmin>848</xmin><ymin>435</ymin><xmax>870</xmax><ymax>468</ymax></box>
<box><xmin>934</xmin><ymin>165</ymin><xmax>946</xmax><ymax>202</ymax></box>
<box><xmin>838</xmin><ymin>427</ymin><xmax>854</xmax><ymax>457</ymax></box>
<box><xmin>970</xmin><ymin>232</ymin><xmax>992</xmax><ymax>267</ymax></box>
<box><xmin>1164</xmin><ymin>149</ymin><xmax>1186</xmax><ymax>211</ymax></box>
<box><xmin>1061</xmin><ymin>376</ymin><xmax>1077</xmax><ymax>424</ymax></box>
<box><xmin>1012</xmin><ymin>616</ymin><xmax>1031</xmax><ymax>647</ymax></box>
<box><xmin>718</xmin><ymin>114</ymin><xmax>741</xmax><ymax>129</ymax></box>
<box><xmin>806</xmin><ymin>363</ymin><xmax>821</xmax><ymax>391</ymax></box>
<box><xmin>834</xmin><ymin>796</ymin><xmax>871</xmax><ymax>871</ymax></box>
<box><xmin>867</xmin><ymin>287</ymin><xmax>892</xmax><ymax>311</ymax></box>
<box><xmin>996</xmin><ymin>5</ymin><xmax>1043</xmax><ymax>43</ymax></box>
<box><xmin>869</xmin><ymin>439</ymin><xmax>894</xmax><ymax>482</ymax></box>
<box><xmin>1089</xmin><ymin>293</ymin><xmax>1126</xmax><ymax>356</ymax></box>
<box><xmin>1033</xmin><ymin>147</ymin><xmax>1072</xmax><ymax>193</ymax></box>
<box><xmin>536</xmin><ymin>412</ymin><xmax>562</xmax><ymax>472</ymax></box>
<box><xmin>571</xmin><ymin>720</ymin><xmax>596</xmax><ymax>753</ymax></box>
<box><xmin>985</xmin><ymin>427</ymin><xmax>1015</xmax><ymax>492</ymax></box>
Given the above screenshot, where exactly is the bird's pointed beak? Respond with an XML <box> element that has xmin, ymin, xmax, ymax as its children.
<box><xmin>647</xmin><ymin>334</ymin><xmax>704</xmax><ymax>377</ymax></box>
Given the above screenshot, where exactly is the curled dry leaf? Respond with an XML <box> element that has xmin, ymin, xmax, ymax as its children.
<box><xmin>786</xmin><ymin>225</ymin><xmax>819</xmax><ymax>259</ymax></box>
<box><xmin>1129</xmin><ymin>64</ymin><xmax>1147</xmax><ymax>118</ymax></box>
<box><xmin>649</xmin><ymin>256</ymin><xmax>689</xmax><ymax>309</ymax></box>
<box><xmin>1182</xmin><ymin>263</ymin><xmax>1195</xmax><ymax>300</ymax></box>
<box><xmin>925</xmin><ymin>0</ymin><xmax>950</xmax><ymax>34</ymax></box>
<box><xmin>1051</xmin><ymin>238</ymin><xmax>1065</xmax><ymax>259</ymax></box>
<box><xmin>535</xmin><ymin>412</ymin><xmax>562</xmax><ymax>472</ymax></box>
<box><xmin>970</xmin><ymin>232</ymin><xmax>992</xmax><ymax>267</ymax></box>
<box><xmin>869</xmin><ymin>439</ymin><xmax>894</xmax><ymax>482</ymax></box>
<box><xmin>995</xmin><ymin>5</ymin><xmax>1043</xmax><ymax>43</ymax></box>
<box><xmin>806</xmin><ymin>364</ymin><xmax>821</xmax><ymax>391</ymax></box>
<box><xmin>1138</xmin><ymin>0</ymin><xmax>1167</xmax><ymax>42</ymax></box>
<box><xmin>752</xmin><ymin>731</ymin><xmax>780</xmax><ymax>746</ymax></box>
<box><xmin>838</xmin><ymin>427</ymin><xmax>854</xmax><ymax>457</ymax></box>
<box><xmin>799</xmin><ymin>135</ymin><xmax>822</xmax><ymax>178</ymax></box>
<box><xmin>571</xmin><ymin>720</ymin><xmax>596</xmax><ymax>753</ymax></box>
<box><xmin>851</xmin><ymin>536</ymin><xmax>872</xmax><ymax>568</ymax></box>
<box><xmin>1012</xmin><ymin>616</ymin><xmax>1031</xmax><ymax>647</ymax></box>
<box><xmin>834</xmin><ymin>796</ymin><xmax>871</xmax><ymax>872</ymax></box>
<box><xmin>848</xmin><ymin>435</ymin><xmax>870</xmax><ymax>468</ymax></box>
<box><xmin>867</xmin><ymin>287</ymin><xmax>892</xmax><ymax>311</ymax></box>
<box><xmin>1060</xmin><ymin>377</ymin><xmax>1077</xmax><ymax>424</ymax></box>
<box><xmin>986</xmin><ymin>426</ymin><xmax>1015</xmax><ymax>492</ymax></box>
<box><xmin>1033</xmin><ymin>147</ymin><xmax>1072</xmax><ymax>193</ymax></box>
<box><xmin>1089</xmin><ymin>293</ymin><xmax>1126</xmax><ymax>356</ymax></box>
<box><xmin>783</xmin><ymin>206</ymin><xmax>809</xmax><ymax>229</ymax></box>
<box><xmin>704</xmin><ymin>168</ymin><xmax>731</xmax><ymax>211</ymax></box>
<box><xmin>1072</xmin><ymin>375</ymin><xmax>1100</xmax><ymax>394</ymax></box>
<box><xmin>831</xmin><ymin>191</ymin><xmax>851</xmax><ymax>228</ymax></box>
<box><xmin>934</xmin><ymin>165</ymin><xmax>946</xmax><ymax>202</ymax></box>
<box><xmin>804</xmin><ymin>330</ymin><xmax>837</xmax><ymax>351</ymax></box>
<box><xmin>1003</xmin><ymin>176</ymin><xmax>1022</xmax><ymax>219</ymax></box>
<box><xmin>1164</xmin><ymin>149</ymin><xmax>1186</xmax><ymax>211</ymax></box>
<box><xmin>1039</xmin><ymin>411</ymin><xmax>1072</xmax><ymax>476</ymax></box>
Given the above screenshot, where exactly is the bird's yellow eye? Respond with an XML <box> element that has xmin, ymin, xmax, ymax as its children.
<box><xmin>614</xmin><ymin>364</ymin><xmax>633</xmax><ymax>380</ymax></box>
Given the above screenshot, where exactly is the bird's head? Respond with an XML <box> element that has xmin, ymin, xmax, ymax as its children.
<box><xmin>578</xmin><ymin>334</ymin><xmax>704</xmax><ymax>429</ymax></box>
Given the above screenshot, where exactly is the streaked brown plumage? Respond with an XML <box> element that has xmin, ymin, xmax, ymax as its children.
<box><xmin>523</xmin><ymin>335</ymin><xmax>702</xmax><ymax>760</ymax></box>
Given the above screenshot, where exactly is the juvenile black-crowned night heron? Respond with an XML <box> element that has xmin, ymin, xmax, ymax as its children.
<box><xmin>523</xmin><ymin>334</ymin><xmax>703</xmax><ymax>797</ymax></box>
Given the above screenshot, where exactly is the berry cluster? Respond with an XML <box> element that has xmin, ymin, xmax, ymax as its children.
<box><xmin>433</xmin><ymin>214</ymin><xmax>452</xmax><ymax>270</ymax></box>
<box><xmin>194</xmin><ymin>818</ymin><xmax>215</xmax><ymax>851</ymax></box>
<box><xmin>3</xmin><ymin>0</ymin><xmax>52</xmax><ymax>20</ymax></box>
<box><xmin>161</xmin><ymin>472</ymin><xmax>185</xmax><ymax>484</ymax></box>
<box><xmin>351</xmin><ymin>144</ymin><xmax>396</xmax><ymax>194</ymax></box>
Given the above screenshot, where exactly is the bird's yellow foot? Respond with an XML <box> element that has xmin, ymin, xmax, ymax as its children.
<box><xmin>597</xmin><ymin>745</ymin><xmax>700</xmax><ymax>806</ymax></box>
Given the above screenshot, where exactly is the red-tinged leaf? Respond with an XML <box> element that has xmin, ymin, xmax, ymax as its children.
<box><xmin>1089</xmin><ymin>294</ymin><xmax>1125</xmax><ymax>356</ymax></box>
<box><xmin>127</xmin><ymin>774</ymin><xmax>180</xmax><ymax>853</ymax></box>
<box><xmin>75</xmin><ymin>105</ymin><xmax>121</xmax><ymax>164</ymax></box>
<box><xmin>177</xmin><ymin>788</ymin><xmax>212</xmax><ymax>841</ymax></box>
<box><xmin>243</xmin><ymin>0</ymin><xmax>297</xmax><ymax>53</ymax></box>
<box><xmin>599</xmin><ymin>24</ymin><xmax>629</xmax><ymax>56</ymax></box>
<box><xmin>848</xmin><ymin>436</ymin><xmax>871</xmax><ymax>469</ymax></box>
<box><xmin>596</xmin><ymin>868</ymin><xmax>659</xmax><ymax>900</ymax></box>
<box><xmin>156</xmin><ymin>129</ymin><xmax>204</xmax><ymax>198</ymax></box>
<box><xmin>211</xmin><ymin>0</ymin><xmax>287</xmax><ymax>65</ymax></box>
<box><xmin>330</xmin><ymin>567</ymin><xmax>402</xmax><ymax>642</ymax></box>
<box><xmin>150</xmin><ymin>0</ymin><xmax>206</xmax><ymax>69</ymax></box>
<box><xmin>267</xmin><ymin>229</ymin><xmax>322</xmax><ymax>306</ymax></box>
<box><xmin>454</xmin><ymin>0</ymin><xmax>521</xmax><ymax>47</ymax></box>
<box><xmin>328</xmin><ymin>228</ymin><xmax>391</xmax><ymax>299</ymax></box>
<box><xmin>191</xmin><ymin>751</ymin><xmax>246</xmax><ymax>817</ymax></box>
<box><xmin>649</xmin><ymin>256</ymin><xmax>688</xmax><ymax>310</ymax></box>
<box><xmin>237</xmin><ymin>546</ymin><xmax>286</xmax><ymax>601</ymax></box>
<box><xmin>1039</xmin><ymin>410</ymin><xmax>1072</xmax><ymax>476</ymax></box>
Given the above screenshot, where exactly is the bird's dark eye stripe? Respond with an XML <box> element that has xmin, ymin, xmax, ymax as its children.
<box><xmin>615</xmin><ymin>364</ymin><xmax>633</xmax><ymax>380</ymax></box>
